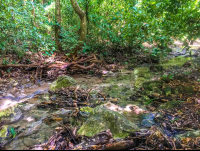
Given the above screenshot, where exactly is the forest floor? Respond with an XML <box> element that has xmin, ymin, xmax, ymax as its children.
<box><xmin>1</xmin><ymin>41</ymin><xmax>200</xmax><ymax>150</ymax></box>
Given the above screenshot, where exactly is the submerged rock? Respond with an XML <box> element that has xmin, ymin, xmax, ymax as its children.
<box><xmin>141</xmin><ymin>113</ymin><xmax>155</xmax><ymax>127</ymax></box>
<box><xmin>176</xmin><ymin>130</ymin><xmax>200</xmax><ymax>139</ymax></box>
<box><xmin>0</xmin><ymin>125</ymin><xmax>14</xmax><ymax>146</ymax></box>
<box><xmin>50</xmin><ymin>76</ymin><xmax>77</xmax><ymax>91</ymax></box>
<box><xmin>0</xmin><ymin>107</ymin><xmax>23</xmax><ymax>124</ymax></box>
<box><xmin>78</xmin><ymin>105</ymin><xmax>138</xmax><ymax>139</ymax></box>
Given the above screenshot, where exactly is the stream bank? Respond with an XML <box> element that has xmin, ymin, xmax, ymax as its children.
<box><xmin>1</xmin><ymin>50</ymin><xmax>200</xmax><ymax>150</ymax></box>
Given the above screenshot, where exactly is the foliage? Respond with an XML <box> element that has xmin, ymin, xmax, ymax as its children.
<box><xmin>0</xmin><ymin>0</ymin><xmax>199</xmax><ymax>57</ymax></box>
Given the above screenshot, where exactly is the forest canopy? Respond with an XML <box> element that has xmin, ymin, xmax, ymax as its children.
<box><xmin>0</xmin><ymin>0</ymin><xmax>200</xmax><ymax>57</ymax></box>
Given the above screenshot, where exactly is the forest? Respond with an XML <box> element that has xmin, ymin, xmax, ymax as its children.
<box><xmin>0</xmin><ymin>0</ymin><xmax>200</xmax><ymax>150</ymax></box>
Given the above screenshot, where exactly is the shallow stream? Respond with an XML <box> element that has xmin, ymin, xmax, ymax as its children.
<box><xmin>0</xmin><ymin>54</ymin><xmax>196</xmax><ymax>149</ymax></box>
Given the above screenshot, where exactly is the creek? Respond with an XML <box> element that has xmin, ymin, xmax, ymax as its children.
<box><xmin>0</xmin><ymin>52</ymin><xmax>198</xmax><ymax>149</ymax></box>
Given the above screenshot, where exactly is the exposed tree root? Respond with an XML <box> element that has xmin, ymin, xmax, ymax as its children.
<box><xmin>0</xmin><ymin>54</ymin><xmax>100</xmax><ymax>79</ymax></box>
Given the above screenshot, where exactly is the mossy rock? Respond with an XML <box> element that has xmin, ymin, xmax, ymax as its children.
<box><xmin>173</xmin><ymin>85</ymin><xmax>185</xmax><ymax>95</ymax></box>
<box><xmin>150</xmin><ymin>65</ymin><xmax>164</xmax><ymax>72</ymax></box>
<box><xmin>50</xmin><ymin>76</ymin><xmax>77</xmax><ymax>91</ymax></box>
<box><xmin>174</xmin><ymin>75</ymin><xmax>189</xmax><ymax>82</ymax></box>
<box><xmin>0</xmin><ymin>126</ymin><xmax>9</xmax><ymax>138</ymax></box>
<box><xmin>0</xmin><ymin>108</ymin><xmax>15</xmax><ymax>118</ymax></box>
<box><xmin>0</xmin><ymin>125</ymin><xmax>13</xmax><ymax>144</ymax></box>
<box><xmin>135</xmin><ymin>77</ymin><xmax>147</xmax><ymax>88</ymax></box>
<box><xmin>78</xmin><ymin>105</ymin><xmax>138</xmax><ymax>139</ymax></box>
<box><xmin>163</xmin><ymin>84</ymin><xmax>171</xmax><ymax>96</ymax></box>
<box><xmin>157</xmin><ymin>101</ymin><xmax>180</xmax><ymax>111</ymax></box>
<box><xmin>149</xmin><ymin>54</ymin><xmax>160</xmax><ymax>63</ymax></box>
<box><xmin>173</xmin><ymin>84</ymin><xmax>195</xmax><ymax>95</ymax></box>
<box><xmin>176</xmin><ymin>130</ymin><xmax>200</xmax><ymax>139</ymax></box>
<box><xmin>152</xmin><ymin>87</ymin><xmax>162</xmax><ymax>95</ymax></box>
<box><xmin>80</xmin><ymin>107</ymin><xmax>93</xmax><ymax>113</ymax></box>
<box><xmin>143</xmin><ymin>81</ymin><xmax>164</xmax><ymax>91</ymax></box>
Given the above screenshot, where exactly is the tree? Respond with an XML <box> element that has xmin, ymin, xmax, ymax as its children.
<box><xmin>70</xmin><ymin>0</ymin><xmax>87</xmax><ymax>55</ymax></box>
<box><xmin>55</xmin><ymin>0</ymin><xmax>63</xmax><ymax>51</ymax></box>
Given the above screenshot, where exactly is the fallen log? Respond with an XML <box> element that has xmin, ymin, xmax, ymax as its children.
<box><xmin>104</xmin><ymin>140</ymin><xmax>134</xmax><ymax>150</ymax></box>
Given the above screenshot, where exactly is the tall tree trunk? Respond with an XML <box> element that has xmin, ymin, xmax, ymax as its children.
<box><xmin>31</xmin><ymin>0</ymin><xmax>36</xmax><ymax>26</ymax></box>
<box><xmin>70</xmin><ymin>0</ymin><xmax>87</xmax><ymax>55</ymax></box>
<box><xmin>85</xmin><ymin>0</ymin><xmax>90</xmax><ymax>34</ymax></box>
<box><xmin>42</xmin><ymin>0</ymin><xmax>45</xmax><ymax>5</ymax></box>
<box><xmin>55</xmin><ymin>0</ymin><xmax>63</xmax><ymax>51</ymax></box>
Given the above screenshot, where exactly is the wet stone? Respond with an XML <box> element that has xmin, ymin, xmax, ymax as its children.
<box><xmin>23</xmin><ymin>138</ymin><xmax>40</xmax><ymax>147</ymax></box>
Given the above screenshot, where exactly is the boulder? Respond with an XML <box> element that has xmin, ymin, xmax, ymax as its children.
<box><xmin>50</xmin><ymin>76</ymin><xmax>77</xmax><ymax>91</ymax></box>
<box><xmin>78</xmin><ymin>105</ymin><xmax>138</xmax><ymax>139</ymax></box>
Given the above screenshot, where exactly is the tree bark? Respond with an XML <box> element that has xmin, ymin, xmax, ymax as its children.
<box><xmin>42</xmin><ymin>0</ymin><xmax>45</xmax><ymax>5</ymax></box>
<box><xmin>55</xmin><ymin>0</ymin><xmax>63</xmax><ymax>51</ymax></box>
<box><xmin>31</xmin><ymin>0</ymin><xmax>36</xmax><ymax>27</ymax></box>
<box><xmin>85</xmin><ymin>0</ymin><xmax>90</xmax><ymax>34</ymax></box>
<box><xmin>70</xmin><ymin>0</ymin><xmax>87</xmax><ymax>55</ymax></box>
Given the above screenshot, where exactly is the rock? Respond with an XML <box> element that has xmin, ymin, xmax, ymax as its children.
<box><xmin>163</xmin><ymin>85</ymin><xmax>171</xmax><ymax>96</ymax></box>
<box><xmin>174</xmin><ymin>75</ymin><xmax>189</xmax><ymax>82</ymax></box>
<box><xmin>51</xmin><ymin>108</ymin><xmax>72</xmax><ymax>124</ymax></box>
<box><xmin>135</xmin><ymin>77</ymin><xmax>146</xmax><ymax>88</ymax></box>
<box><xmin>173</xmin><ymin>84</ymin><xmax>195</xmax><ymax>95</ymax></box>
<box><xmin>0</xmin><ymin>125</ymin><xmax>9</xmax><ymax>138</ymax></box>
<box><xmin>150</xmin><ymin>65</ymin><xmax>164</xmax><ymax>72</ymax></box>
<box><xmin>18</xmin><ymin>120</ymin><xmax>44</xmax><ymax>138</ymax></box>
<box><xmin>50</xmin><ymin>76</ymin><xmax>77</xmax><ymax>91</ymax></box>
<box><xmin>5</xmin><ymin>139</ymin><xmax>25</xmax><ymax>150</ymax></box>
<box><xmin>78</xmin><ymin>105</ymin><xmax>138</xmax><ymax>139</ymax></box>
<box><xmin>23</xmin><ymin>138</ymin><xmax>40</xmax><ymax>147</ymax></box>
<box><xmin>143</xmin><ymin>81</ymin><xmax>164</xmax><ymax>91</ymax></box>
<box><xmin>152</xmin><ymin>87</ymin><xmax>162</xmax><ymax>95</ymax></box>
<box><xmin>182</xmin><ymin>62</ymin><xmax>192</xmax><ymax>68</ymax></box>
<box><xmin>176</xmin><ymin>130</ymin><xmax>200</xmax><ymax>140</ymax></box>
<box><xmin>0</xmin><ymin>125</ymin><xmax>14</xmax><ymax>146</ymax></box>
<box><xmin>0</xmin><ymin>107</ymin><xmax>23</xmax><ymax>124</ymax></box>
<box><xmin>13</xmin><ymin>82</ymin><xmax>18</xmax><ymax>87</ymax></box>
<box><xmin>102</xmin><ymin>71</ymin><xmax>115</xmax><ymax>76</ymax></box>
<box><xmin>141</xmin><ymin>113</ymin><xmax>155</xmax><ymax>127</ymax></box>
<box><xmin>157</xmin><ymin>101</ymin><xmax>180</xmax><ymax>110</ymax></box>
<box><xmin>150</xmin><ymin>54</ymin><xmax>160</xmax><ymax>63</ymax></box>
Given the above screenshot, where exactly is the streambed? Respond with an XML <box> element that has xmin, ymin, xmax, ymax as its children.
<box><xmin>0</xmin><ymin>54</ymin><xmax>199</xmax><ymax>150</ymax></box>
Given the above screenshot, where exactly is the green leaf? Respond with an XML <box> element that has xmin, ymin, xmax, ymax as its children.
<box><xmin>10</xmin><ymin>127</ymin><xmax>16</xmax><ymax>138</ymax></box>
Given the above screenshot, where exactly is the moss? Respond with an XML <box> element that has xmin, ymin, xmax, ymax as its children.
<box><xmin>78</xmin><ymin>106</ymin><xmax>138</xmax><ymax>138</ymax></box>
<box><xmin>143</xmin><ymin>81</ymin><xmax>164</xmax><ymax>91</ymax></box>
<box><xmin>50</xmin><ymin>76</ymin><xmax>77</xmax><ymax>91</ymax></box>
<box><xmin>0</xmin><ymin>107</ymin><xmax>15</xmax><ymax>118</ymax></box>
<box><xmin>0</xmin><ymin>126</ymin><xmax>8</xmax><ymax>138</ymax></box>
<box><xmin>161</xmin><ymin>56</ymin><xmax>193</xmax><ymax>69</ymax></box>
<box><xmin>163</xmin><ymin>85</ymin><xmax>172</xmax><ymax>96</ymax></box>
<box><xmin>176</xmin><ymin>130</ymin><xmax>200</xmax><ymax>139</ymax></box>
<box><xmin>135</xmin><ymin>77</ymin><xmax>146</xmax><ymax>88</ymax></box>
<box><xmin>80</xmin><ymin>107</ymin><xmax>93</xmax><ymax>113</ymax></box>
<box><xmin>157</xmin><ymin>101</ymin><xmax>180</xmax><ymax>111</ymax></box>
